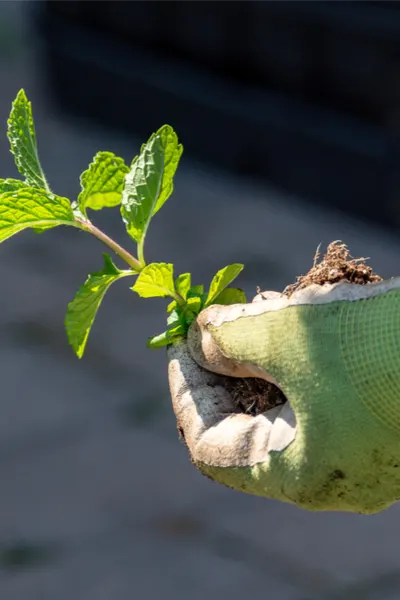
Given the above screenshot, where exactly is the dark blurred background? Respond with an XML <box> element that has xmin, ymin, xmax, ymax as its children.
<box><xmin>38</xmin><ymin>0</ymin><xmax>400</xmax><ymax>228</ymax></box>
<box><xmin>2</xmin><ymin>2</ymin><xmax>400</xmax><ymax>599</ymax></box>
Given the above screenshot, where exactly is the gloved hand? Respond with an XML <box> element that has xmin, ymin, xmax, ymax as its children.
<box><xmin>168</xmin><ymin>279</ymin><xmax>400</xmax><ymax>514</ymax></box>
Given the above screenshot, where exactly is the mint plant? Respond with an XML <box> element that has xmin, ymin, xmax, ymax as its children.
<box><xmin>2</xmin><ymin>90</ymin><xmax>246</xmax><ymax>357</ymax></box>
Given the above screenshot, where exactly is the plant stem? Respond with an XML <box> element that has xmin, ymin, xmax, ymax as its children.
<box><xmin>137</xmin><ymin>239</ymin><xmax>146</xmax><ymax>268</ymax></box>
<box><xmin>76</xmin><ymin>219</ymin><xmax>142</xmax><ymax>272</ymax></box>
<box><xmin>172</xmin><ymin>292</ymin><xmax>186</xmax><ymax>307</ymax></box>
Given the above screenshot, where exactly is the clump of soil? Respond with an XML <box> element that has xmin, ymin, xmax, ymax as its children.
<box><xmin>224</xmin><ymin>376</ymin><xmax>286</xmax><ymax>416</ymax></box>
<box><xmin>229</xmin><ymin>241</ymin><xmax>382</xmax><ymax>416</ymax></box>
<box><xmin>283</xmin><ymin>241</ymin><xmax>382</xmax><ymax>297</ymax></box>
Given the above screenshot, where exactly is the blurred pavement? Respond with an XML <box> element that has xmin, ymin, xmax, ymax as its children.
<box><xmin>1</xmin><ymin>4</ymin><xmax>400</xmax><ymax>600</ymax></box>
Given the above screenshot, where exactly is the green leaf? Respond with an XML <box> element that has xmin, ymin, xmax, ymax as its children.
<box><xmin>167</xmin><ymin>308</ymin><xmax>181</xmax><ymax>327</ymax></box>
<box><xmin>187</xmin><ymin>284</ymin><xmax>204</xmax><ymax>299</ymax></box>
<box><xmin>168</xmin><ymin>322</ymin><xmax>185</xmax><ymax>338</ymax></box>
<box><xmin>78</xmin><ymin>151</ymin><xmax>130</xmax><ymax>214</ymax></box>
<box><xmin>212</xmin><ymin>287</ymin><xmax>247</xmax><ymax>306</ymax></box>
<box><xmin>186</xmin><ymin>285</ymin><xmax>206</xmax><ymax>310</ymax></box>
<box><xmin>120</xmin><ymin>125</ymin><xmax>182</xmax><ymax>244</ymax></box>
<box><xmin>0</xmin><ymin>187</ymin><xmax>74</xmax><ymax>242</ymax></box>
<box><xmin>205</xmin><ymin>264</ymin><xmax>244</xmax><ymax>307</ymax></box>
<box><xmin>147</xmin><ymin>322</ymin><xmax>185</xmax><ymax>349</ymax></box>
<box><xmin>147</xmin><ymin>331</ymin><xmax>170</xmax><ymax>349</ymax></box>
<box><xmin>0</xmin><ymin>178</ymin><xmax>25</xmax><ymax>193</ymax></box>
<box><xmin>0</xmin><ymin>180</ymin><xmax>64</xmax><ymax>235</ymax></box>
<box><xmin>7</xmin><ymin>89</ymin><xmax>49</xmax><ymax>191</ymax></box>
<box><xmin>65</xmin><ymin>254</ymin><xmax>129</xmax><ymax>358</ymax></box>
<box><xmin>182</xmin><ymin>307</ymin><xmax>201</xmax><ymax>327</ymax></box>
<box><xmin>120</xmin><ymin>144</ymin><xmax>160</xmax><ymax>244</ymax></box>
<box><xmin>185</xmin><ymin>296</ymin><xmax>202</xmax><ymax>314</ymax></box>
<box><xmin>132</xmin><ymin>262</ymin><xmax>176</xmax><ymax>299</ymax></box>
<box><xmin>152</xmin><ymin>125</ymin><xmax>183</xmax><ymax>215</ymax></box>
<box><xmin>167</xmin><ymin>299</ymin><xmax>177</xmax><ymax>313</ymax></box>
<box><xmin>175</xmin><ymin>272</ymin><xmax>191</xmax><ymax>299</ymax></box>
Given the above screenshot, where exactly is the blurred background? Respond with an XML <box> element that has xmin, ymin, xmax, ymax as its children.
<box><xmin>1</xmin><ymin>2</ymin><xmax>400</xmax><ymax>599</ymax></box>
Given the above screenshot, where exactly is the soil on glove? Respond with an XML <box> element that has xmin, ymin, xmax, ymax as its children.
<box><xmin>231</xmin><ymin>241</ymin><xmax>382</xmax><ymax>416</ymax></box>
<box><xmin>283</xmin><ymin>241</ymin><xmax>382</xmax><ymax>296</ymax></box>
<box><xmin>224</xmin><ymin>376</ymin><xmax>287</xmax><ymax>416</ymax></box>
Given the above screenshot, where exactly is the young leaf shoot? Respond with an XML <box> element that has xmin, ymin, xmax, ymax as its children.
<box><xmin>0</xmin><ymin>89</ymin><xmax>246</xmax><ymax>357</ymax></box>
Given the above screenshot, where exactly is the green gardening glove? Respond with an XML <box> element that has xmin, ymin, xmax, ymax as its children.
<box><xmin>168</xmin><ymin>278</ymin><xmax>400</xmax><ymax>514</ymax></box>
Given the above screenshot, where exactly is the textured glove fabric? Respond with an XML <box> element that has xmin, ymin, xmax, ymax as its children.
<box><xmin>169</xmin><ymin>278</ymin><xmax>400</xmax><ymax>514</ymax></box>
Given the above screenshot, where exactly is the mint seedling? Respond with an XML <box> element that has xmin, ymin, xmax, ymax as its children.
<box><xmin>2</xmin><ymin>90</ymin><xmax>246</xmax><ymax>357</ymax></box>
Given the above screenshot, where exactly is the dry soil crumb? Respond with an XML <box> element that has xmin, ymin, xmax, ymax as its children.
<box><xmin>224</xmin><ymin>376</ymin><xmax>286</xmax><ymax>416</ymax></box>
<box><xmin>283</xmin><ymin>241</ymin><xmax>382</xmax><ymax>297</ymax></box>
